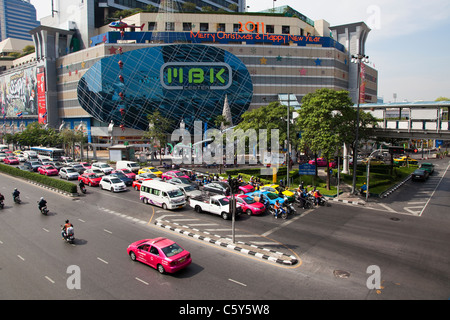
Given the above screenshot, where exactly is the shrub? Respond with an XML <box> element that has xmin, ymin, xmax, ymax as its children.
<box><xmin>0</xmin><ymin>163</ymin><xmax>77</xmax><ymax>194</ymax></box>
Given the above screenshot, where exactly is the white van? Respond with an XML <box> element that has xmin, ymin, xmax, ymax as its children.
<box><xmin>23</xmin><ymin>150</ymin><xmax>38</xmax><ymax>160</ymax></box>
<box><xmin>116</xmin><ymin>160</ymin><xmax>140</xmax><ymax>173</ymax></box>
<box><xmin>140</xmin><ymin>180</ymin><xmax>186</xmax><ymax>210</ymax></box>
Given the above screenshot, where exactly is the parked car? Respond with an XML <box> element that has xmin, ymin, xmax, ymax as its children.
<box><xmin>308</xmin><ymin>158</ymin><xmax>337</xmax><ymax>168</ymax></box>
<box><xmin>167</xmin><ymin>177</ymin><xmax>198</xmax><ymax>189</ymax></box>
<box><xmin>79</xmin><ymin>162</ymin><xmax>92</xmax><ymax>170</ymax></box>
<box><xmin>202</xmin><ymin>181</ymin><xmax>231</xmax><ymax>196</ymax></box>
<box><xmin>175</xmin><ymin>183</ymin><xmax>202</xmax><ymax>200</ymax></box>
<box><xmin>162</xmin><ymin>170</ymin><xmax>190</xmax><ymax>181</ymax></box>
<box><xmin>393</xmin><ymin>156</ymin><xmax>418</xmax><ymax>165</ymax></box>
<box><xmin>24</xmin><ymin>160</ymin><xmax>42</xmax><ymax>172</ymax></box>
<box><xmin>411</xmin><ymin>169</ymin><xmax>429</xmax><ymax>181</ymax></box>
<box><xmin>138</xmin><ymin>166</ymin><xmax>163</xmax><ymax>177</ymax></box>
<box><xmin>419</xmin><ymin>162</ymin><xmax>434</xmax><ymax>174</ymax></box>
<box><xmin>261</xmin><ymin>184</ymin><xmax>295</xmax><ymax>200</ymax></box>
<box><xmin>236</xmin><ymin>181</ymin><xmax>255</xmax><ymax>194</ymax></box>
<box><xmin>38</xmin><ymin>165</ymin><xmax>58</xmax><ymax>176</ymax></box>
<box><xmin>246</xmin><ymin>190</ymin><xmax>286</xmax><ymax>206</ymax></box>
<box><xmin>136</xmin><ymin>172</ymin><xmax>160</xmax><ymax>180</ymax></box>
<box><xmin>117</xmin><ymin>168</ymin><xmax>136</xmax><ymax>180</ymax></box>
<box><xmin>70</xmin><ymin>163</ymin><xmax>86</xmax><ymax>174</ymax></box>
<box><xmin>127</xmin><ymin>237</ymin><xmax>191</xmax><ymax>274</ymax></box>
<box><xmin>109</xmin><ymin>171</ymin><xmax>133</xmax><ymax>186</ymax></box>
<box><xmin>132</xmin><ymin>178</ymin><xmax>153</xmax><ymax>191</ymax></box>
<box><xmin>59</xmin><ymin>167</ymin><xmax>80</xmax><ymax>180</ymax></box>
<box><xmin>78</xmin><ymin>172</ymin><xmax>102</xmax><ymax>187</ymax></box>
<box><xmin>234</xmin><ymin>194</ymin><xmax>266</xmax><ymax>215</ymax></box>
<box><xmin>84</xmin><ymin>168</ymin><xmax>105</xmax><ymax>177</ymax></box>
<box><xmin>91</xmin><ymin>162</ymin><xmax>114</xmax><ymax>175</ymax></box>
<box><xmin>3</xmin><ymin>156</ymin><xmax>19</xmax><ymax>165</ymax></box>
<box><xmin>99</xmin><ymin>176</ymin><xmax>127</xmax><ymax>192</ymax></box>
<box><xmin>362</xmin><ymin>158</ymin><xmax>385</xmax><ymax>165</ymax></box>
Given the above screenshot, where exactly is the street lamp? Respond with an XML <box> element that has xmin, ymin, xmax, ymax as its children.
<box><xmin>351</xmin><ymin>53</ymin><xmax>369</xmax><ymax>194</ymax></box>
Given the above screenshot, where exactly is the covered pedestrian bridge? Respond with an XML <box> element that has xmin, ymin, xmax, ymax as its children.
<box><xmin>359</xmin><ymin>101</ymin><xmax>450</xmax><ymax>140</ymax></box>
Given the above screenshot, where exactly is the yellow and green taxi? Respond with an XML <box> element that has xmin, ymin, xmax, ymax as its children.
<box><xmin>362</xmin><ymin>158</ymin><xmax>385</xmax><ymax>165</ymax></box>
<box><xmin>393</xmin><ymin>156</ymin><xmax>418</xmax><ymax>165</ymax></box>
<box><xmin>260</xmin><ymin>184</ymin><xmax>295</xmax><ymax>201</ymax></box>
<box><xmin>138</xmin><ymin>166</ymin><xmax>163</xmax><ymax>177</ymax></box>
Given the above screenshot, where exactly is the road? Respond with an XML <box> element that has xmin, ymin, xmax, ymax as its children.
<box><xmin>1</xmin><ymin>158</ymin><xmax>449</xmax><ymax>303</ymax></box>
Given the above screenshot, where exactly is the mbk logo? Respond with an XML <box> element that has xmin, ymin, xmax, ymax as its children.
<box><xmin>161</xmin><ymin>62</ymin><xmax>232</xmax><ymax>90</ymax></box>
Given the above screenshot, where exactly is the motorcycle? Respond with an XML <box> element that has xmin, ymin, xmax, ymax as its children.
<box><xmin>13</xmin><ymin>194</ymin><xmax>21</xmax><ymax>204</ymax></box>
<box><xmin>40</xmin><ymin>206</ymin><xmax>49</xmax><ymax>215</ymax></box>
<box><xmin>80</xmin><ymin>185</ymin><xmax>86</xmax><ymax>194</ymax></box>
<box><xmin>294</xmin><ymin>192</ymin><xmax>314</xmax><ymax>209</ymax></box>
<box><xmin>281</xmin><ymin>202</ymin><xmax>296</xmax><ymax>219</ymax></box>
<box><xmin>0</xmin><ymin>199</ymin><xmax>4</xmax><ymax>209</ymax></box>
<box><xmin>62</xmin><ymin>226</ymin><xmax>75</xmax><ymax>244</ymax></box>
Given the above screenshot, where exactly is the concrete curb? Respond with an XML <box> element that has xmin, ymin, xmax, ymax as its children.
<box><xmin>155</xmin><ymin>220</ymin><xmax>298</xmax><ymax>266</ymax></box>
<box><xmin>379</xmin><ymin>175</ymin><xmax>412</xmax><ymax>198</ymax></box>
<box><xmin>330</xmin><ymin>197</ymin><xmax>365</xmax><ymax>206</ymax></box>
<box><xmin>27</xmin><ymin>180</ymin><xmax>79</xmax><ymax>197</ymax></box>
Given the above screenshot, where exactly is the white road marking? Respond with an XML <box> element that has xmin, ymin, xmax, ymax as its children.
<box><xmin>135</xmin><ymin>277</ymin><xmax>149</xmax><ymax>285</ymax></box>
<box><xmin>419</xmin><ymin>162</ymin><xmax>450</xmax><ymax>217</ymax></box>
<box><xmin>45</xmin><ymin>276</ymin><xmax>55</xmax><ymax>284</ymax></box>
<box><xmin>228</xmin><ymin>279</ymin><xmax>247</xmax><ymax>287</ymax></box>
<box><xmin>103</xmin><ymin>229</ymin><xmax>112</xmax><ymax>234</ymax></box>
<box><xmin>377</xmin><ymin>203</ymin><xmax>397</xmax><ymax>213</ymax></box>
<box><xmin>17</xmin><ymin>255</ymin><xmax>25</xmax><ymax>261</ymax></box>
<box><xmin>97</xmin><ymin>257</ymin><xmax>109</xmax><ymax>264</ymax></box>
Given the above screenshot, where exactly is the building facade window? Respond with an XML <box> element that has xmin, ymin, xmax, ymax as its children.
<box><xmin>200</xmin><ymin>23</ymin><xmax>209</xmax><ymax>31</ymax></box>
<box><xmin>183</xmin><ymin>23</ymin><xmax>192</xmax><ymax>31</ymax></box>
<box><xmin>282</xmin><ymin>25</ymin><xmax>290</xmax><ymax>34</ymax></box>
<box><xmin>266</xmin><ymin>25</ymin><xmax>274</xmax><ymax>34</ymax></box>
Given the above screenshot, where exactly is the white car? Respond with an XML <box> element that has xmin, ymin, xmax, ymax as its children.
<box><xmin>99</xmin><ymin>176</ymin><xmax>127</xmax><ymax>192</ymax></box>
<box><xmin>59</xmin><ymin>167</ymin><xmax>80</xmax><ymax>180</ymax></box>
<box><xmin>91</xmin><ymin>162</ymin><xmax>114</xmax><ymax>175</ymax></box>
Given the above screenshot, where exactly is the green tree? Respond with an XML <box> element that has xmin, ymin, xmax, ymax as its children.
<box><xmin>297</xmin><ymin>89</ymin><xmax>355</xmax><ymax>189</ymax></box>
<box><xmin>142</xmin><ymin>110</ymin><xmax>174</xmax><ymax>164</ymax></box>
<box><xmin>236</xmin><ymin>101</ymin><xmax>298</xmax><ymax>152</ymax></box>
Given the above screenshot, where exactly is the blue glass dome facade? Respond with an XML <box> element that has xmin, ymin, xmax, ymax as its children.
<box><xmin>77</xmin><ymin>44</ymin><xmax>253</xmax><ymax>132</ymax></box>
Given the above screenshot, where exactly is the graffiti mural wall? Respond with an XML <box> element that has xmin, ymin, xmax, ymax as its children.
<box><xmin>0</xmin><ymin>66</ymin><xmax>38</xmax><ymax>118</ymax></box>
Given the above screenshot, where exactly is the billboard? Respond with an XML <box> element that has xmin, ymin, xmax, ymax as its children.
<box><xmin>0</xmin><ymin>66</ymin><xmax>38</xmax><ymax>118</ymax></box>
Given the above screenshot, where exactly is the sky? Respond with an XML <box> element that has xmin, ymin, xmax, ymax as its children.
<box><xmin>30</xmin><ymin>0</ymin><xmax>450</xmax><ymax>102</ymax></box>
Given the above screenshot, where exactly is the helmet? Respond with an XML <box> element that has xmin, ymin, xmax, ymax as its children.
<box><xmin>65</xmin><ymin>219</ymin><xmax>69</xmax><ymax>223</ymax></box>
<box><xmin>40</xmin><ymin>197</ymin><xmax>44</xmax><ymax>200</ymax></box>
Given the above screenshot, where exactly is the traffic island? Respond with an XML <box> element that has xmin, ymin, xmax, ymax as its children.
<box><xmin>155</xmin><ymin>219</ymin><xmax>298</xmax><ymax>266</ymax></box>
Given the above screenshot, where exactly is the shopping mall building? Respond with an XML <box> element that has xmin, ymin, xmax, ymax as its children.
<box><xmin>0</xmin><ymin>4</ymin><xmax>377</xmax><ymax>146</ymax></box>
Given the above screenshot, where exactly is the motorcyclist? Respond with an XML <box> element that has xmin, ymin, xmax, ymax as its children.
<box><xmin>12</xmin><ymin>188</ymin><xmax>20</xmax><ymax>202</ymax></box>
<box><xmin>61</xmin><ymin>219</ymin><xmax>73</xmax><ymax>239</ymax></box>
<box><xmin>0</xmin><ymin>192</ymin><xmax>4</xmax><ymax>202</ymax></box>
<box><xmin>38</xmin><ymin>197</ymin><xmax>47</xmax><ymax>211</ymax></box>
<box><xmin>313</xmin><ymin>188</ymin><xmax>323</xmax><ymax>206</ymax></box>
<box><xmin>297</xmin><ymin>189</ymin><xmax>306</xmax><ymax>209</ymax></box>
<box><xmin>79</xmin><ymin>179</ymin><xmax>86</xmax><ymax>191</ymax></box>
<box><xmin>274</xmin><ymin>200</ymin><xmax>281</xmax><ymax>219</ymax></box>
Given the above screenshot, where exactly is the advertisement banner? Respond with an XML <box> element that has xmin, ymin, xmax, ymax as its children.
<box><xmin>37</xmin><ymin>66</ymin><xmax>47</xmax><ymax>124</ymax></box>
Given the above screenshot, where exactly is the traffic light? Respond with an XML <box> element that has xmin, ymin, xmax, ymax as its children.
<box><xmin>231</xmin><ymin>178</ymin><xmax>239</xmax><ymax>194</ymax></box>
<box><xmin>388</xmin><ymin>146</ymin><xmax>404</xmax><ymax>155</ymax></box>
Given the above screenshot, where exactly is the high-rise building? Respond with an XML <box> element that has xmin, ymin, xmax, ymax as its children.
<box><xmin>0</xmin><ymin>0</ymin><xmax>40</xmax><ymax>41</ymax></box>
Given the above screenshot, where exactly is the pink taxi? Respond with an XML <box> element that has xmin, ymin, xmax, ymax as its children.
<box><xmin>233</xmin><ymin>194</ymin><xmax>266</xmax><ymax>215</ymax></box>
<box><xmin>162</xmin><ymin>170</ymin><xmax>189</xmax><ymax>181</ymax></box>
<box><xmin>127</xmin><ymin>237</ymin><xmax>191</xmax><ymax>274</ymax></box>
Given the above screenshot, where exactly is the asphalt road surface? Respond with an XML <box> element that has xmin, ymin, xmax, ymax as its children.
<box><xmin>1</xmin><ymin>158</ymin><xmax>449</xmax><ymax>303</ymax></box>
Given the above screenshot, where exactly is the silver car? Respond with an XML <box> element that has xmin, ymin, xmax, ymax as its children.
<box><xmin>176</xmin><ymin>183</ymin><xmax>202</xmax><ymax>200</ymax></box>
<box><xmin>59</xmin><ymin>167</ymin><xmax>80</xmax><ymax>180</ymax></box>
